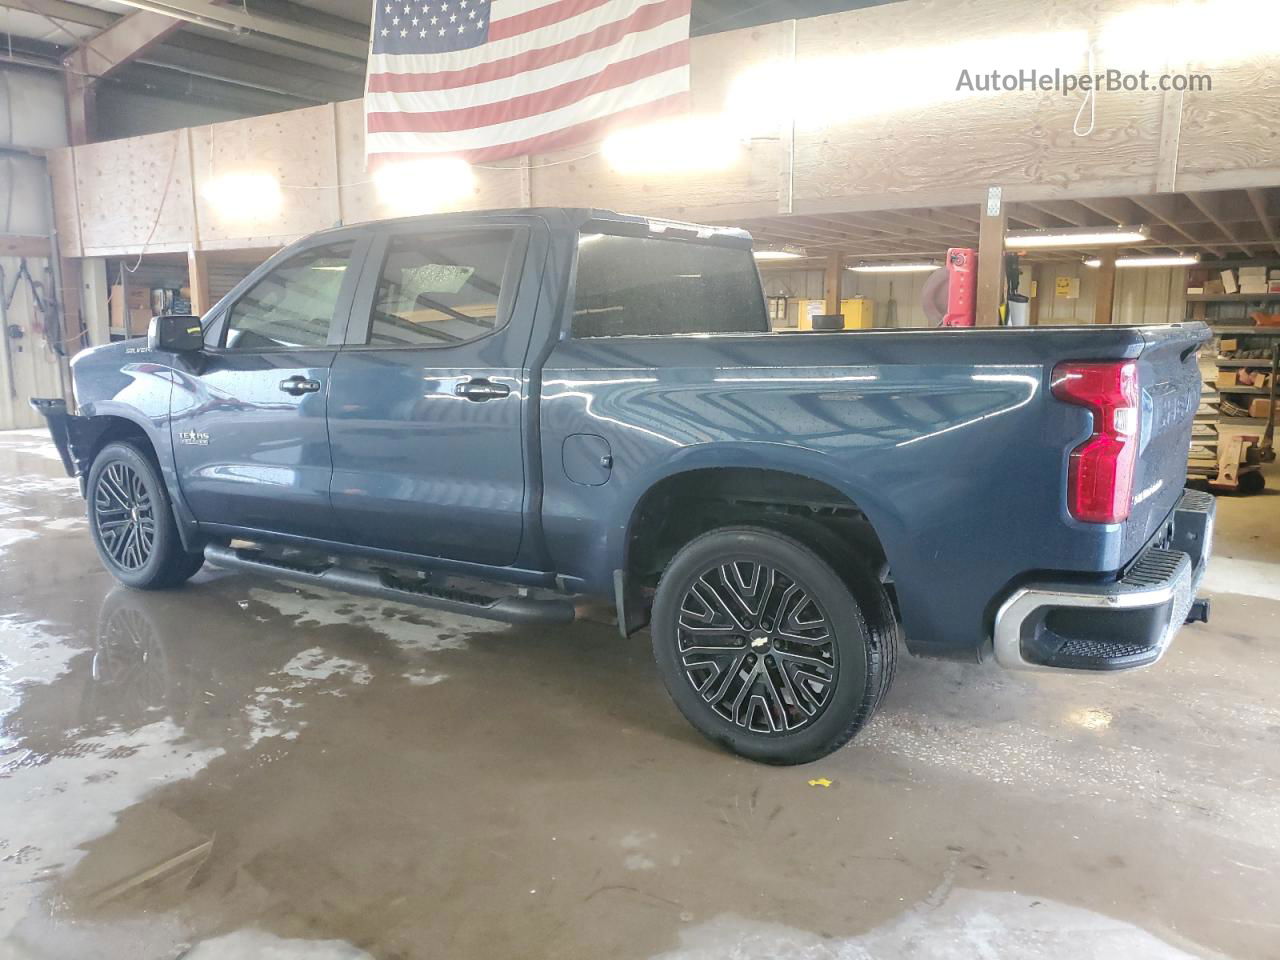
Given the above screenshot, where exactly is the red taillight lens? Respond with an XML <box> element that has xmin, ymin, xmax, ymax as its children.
<box><xmin>1051</xmin><ymin>361</ymin><xmax>1140</xmax><ymax>524</ymax></box>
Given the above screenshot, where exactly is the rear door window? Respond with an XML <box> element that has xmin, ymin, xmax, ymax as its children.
<box><xmin>572</xmin><ymin>233</ymin><xmax>769</xmax><ymax>338</ymax></box>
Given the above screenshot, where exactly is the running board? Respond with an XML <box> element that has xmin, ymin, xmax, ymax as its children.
<box><xmin>203</xmin><ymin>544</ymin><xmax>577</xmax><ymax>626</ymax></box>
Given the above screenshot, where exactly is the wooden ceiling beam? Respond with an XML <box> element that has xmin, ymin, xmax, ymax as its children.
<box><xmin>1018</xmin><ymin>201</ymin><xmax>1085</xmax><ymax>228</ymax></box>
<box><xmin>1246</xmin><ymin>188</ymin><xmax>1280</xmax><ymax>258</ymax></box>
<box><xmin>1186</xmin><ymin>192</ymin><xmax>1253</xmax><ymax>258</ymax></box>
<box><xmin>1130</xmin><ymin>195</ymin><xmax>1224</xmax><ymax>258</ymax></box>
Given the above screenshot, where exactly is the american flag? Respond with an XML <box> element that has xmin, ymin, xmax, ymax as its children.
<box><xmin>365</xmin><ymin>0</ymin><xmax>692</xmax><ymax>164</ymax></box>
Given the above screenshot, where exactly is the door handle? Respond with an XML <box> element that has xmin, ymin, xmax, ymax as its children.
<box><xmin>279</xmin><ymin>376</ymin><xmax>321</xmax><ymax>396</ymax></box>
<box><xmin>454</xmin><ymin>378</ymin><xmax>511</xmax><ymax>402</ymax></box>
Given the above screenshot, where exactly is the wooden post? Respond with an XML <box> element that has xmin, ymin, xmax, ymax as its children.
<box><xmin>1028</xmin><ymin>263</ymin><xmax>1042</xmax><ymax>326</ymax></box>
<box><xmin>1094</xmin><ymin>249</ymin><xmax>1117</xmax><ymax>324</ymax></box>
<box><xmin>823</xmin><ymin>251</ymin><xmax>843</xmax><ymax>316</ymax></box>
<box><xmin>187</xmin><ymin>247</ymin><xmax>211</xmax><ymax>317</ymax></box>
<box><xmin>975</xmin><ymin>187</ymin><xmax>1006</xmax><ymax>326</ymax></box>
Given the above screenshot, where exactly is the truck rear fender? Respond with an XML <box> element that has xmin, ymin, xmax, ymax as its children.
<box><xmin>611</xmin><ymin>445</ymin><xmax>910</xmax><ymax>634</ymax></box>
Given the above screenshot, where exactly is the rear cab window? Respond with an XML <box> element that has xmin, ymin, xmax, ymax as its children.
<box><xmin>572</xmin><ymin>233</ymin><xmax>769</xmax><ymax>338</ymax></box>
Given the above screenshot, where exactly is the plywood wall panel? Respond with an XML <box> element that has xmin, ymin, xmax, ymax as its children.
<box><xmin>1177</xmin><ymin>62</ymin><xmax>1280</xmax><ymax>182</ymax></box>
<box><xmin>335</xmin><ymin>98</ymin><xmax>526</xmax><ymax>224</ymax></box>
<box><xmin>75</xmin><ymin>129</ymin><xmax>195</xmax><ymax>254</ymax></box>
<box><xmin>529</xmin><ymin>139</ymin><xmax>781</xmax><ymax>221</ymax></box>
<box><xmin>190</xmin><ymin>105</ymin><xmax>341</xmax><ymax>248</ymax></box>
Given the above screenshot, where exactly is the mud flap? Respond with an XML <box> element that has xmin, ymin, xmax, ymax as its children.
<box><xmin>29</xmin><ymin>398</ymin><xmax>78</xmax><ymax>479</ymax></box>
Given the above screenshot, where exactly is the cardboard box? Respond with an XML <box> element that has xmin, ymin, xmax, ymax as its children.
<box><xmin>1218</xmin><ymin>371</ymin><xmax>1241</xmax><ymax>388</ymax></box>
<box><xmin>1221</xmin><ymin>270</ymin><xmax>1238</xmax><ymax>294</ymax></box>
<box><xmin>109</xmin><ymin>285</ymin><xmax>153</xmax><ymax>337</ymax></box>
<box><xmin>1204</xmin><ymin>278</ymin><xmax>1226</xmax><ymax>295</ymax></box>
<box><xmin>1268</xmin><ymin>280</ymin><xmax>1280</xmax><ymax>294</ymax></box>
<box><xmin>1187</xmin><ymin>286</ymin><xmax>1205</xmax><ymax>295</ymax></box>
<box><xmin>1219</xmin><ymin>338</ymin><xmax>1238</xmax><ymax>353</ymax></box>
<box><xmin>1249</xmin><ymin>398</ymin><xmax>1279</xmax><ymax>419</ymax></box>
<box><xmin>1239</xmin><ymin>266</ymin><xmax>1268</xmax><ymax>280</ymax></box>
<box><xmin>1240</xmin><ymin>285</ymin><xmax>1269</xmax><ymax>295</ymax></box>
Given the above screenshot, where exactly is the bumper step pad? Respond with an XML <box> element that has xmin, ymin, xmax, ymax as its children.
<box><xmin>992</xmin><ymin>488</ymin><xmax>1214</xmax><ymax>672</ymax></box>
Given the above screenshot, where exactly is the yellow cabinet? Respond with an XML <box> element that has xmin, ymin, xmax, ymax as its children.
<box><xmin>799</xmin><ymin>298</ymin><xmax>874</xmax><ymax>330</ymax></box>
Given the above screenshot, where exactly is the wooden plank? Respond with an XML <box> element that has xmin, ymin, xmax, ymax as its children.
<box><xmin>187</xmin><ymin>247</ymin><xmax>211</xmax><ymax>316</ymax></box>
<box><xmin>1094</xmin><ymin>249</ymin><xmax>1117</xmax><ymax>324</ymax></box>
<box><xmin>823</xmin><ymin>251</ymin><xmax>843</xmax><ymax>315</ymax></box>
<box><xmin>1028</xmin><ymin>263</ymin><xmax>1041</xmax><ymax>326</ymax></box>
<box><xmin>975</xmin><ymin>188</ymin><xmax>1005</xmax><ymax>327</ymax></box>
<box><xmin>46</xmin><ymin>148</ymin><xmax>83</xmax><ymax>258</ymax></box>
<box><xmin>1156</xmin><ymin>85</ymin><xmax>1184</xmax><ymax>194</ymax></box>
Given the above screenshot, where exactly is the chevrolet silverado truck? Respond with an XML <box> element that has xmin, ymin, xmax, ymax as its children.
<box><xmin>33</xmin><ymin>208</ymin><xmax>1215</xmax><ymax>764</ymax></box>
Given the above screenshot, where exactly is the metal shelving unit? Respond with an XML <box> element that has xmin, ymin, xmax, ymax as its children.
<box><xmin>1184</xmin><ymin>273</ymin><xmax>1279</xmax><ymax>492</ymax></box>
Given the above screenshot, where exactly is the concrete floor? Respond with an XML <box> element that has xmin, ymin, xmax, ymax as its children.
<box><xmin>1</xmin><ymin>428</ymin><xmax>1278</xmax><ymax>960</ymax></box>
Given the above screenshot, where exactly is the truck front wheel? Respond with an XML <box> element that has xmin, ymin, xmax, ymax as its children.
<box><xmin>86</xmin><ymin>441</ymin><xmax>204</xmax><ymax>590</ymax></box>
<box><xmin>651</xmin><ymin>525</ymin><xmax>897</xmax><ymax>765</ymax></box>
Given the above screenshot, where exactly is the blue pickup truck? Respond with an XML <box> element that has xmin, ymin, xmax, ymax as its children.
<box><xmin>34</xmin><ymin>208</ymin><xmax>1214</xmax><ymax>764</ymax></box>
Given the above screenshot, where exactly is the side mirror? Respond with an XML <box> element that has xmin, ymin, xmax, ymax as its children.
<box><xmin>148</xmin><ymin>315</ymin><xmax>204</xmax><ymax>353</ymax></box>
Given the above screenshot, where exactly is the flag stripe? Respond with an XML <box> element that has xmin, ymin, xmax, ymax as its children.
<box><xmin>366</xmin><ymin>65</ymin><xmax>687</xmax><ymax>152</ymax></box>
<box><xmin>367</xmin><ymin>0</ymin><xmax>670</xmax><ymax>75</ymax></box>
<box><xmin>369</xmin><ymin>42</ymin><xmax>685</xmax><ymax>132</ymax></box>
<box><xmin>367</xmin><ymin>0</ymin><xmax>685</xmax><ymax>93</ymax></box>
<box><xmin>368</xmin><ymin>91</ymin><xmax>687</xmax><ymax>164</ymax></box>
<box><xmin>366</xmin><ymin>19</ymin><xmax>686</xmax><ymax>113</ymax></box>
<box><xmin>365</xmin><ymin>0</ymin><xmax>690</xmax><ymax>165</ymax></box>
<box><xmin>489</xmin><ymin>0</ymin><xmax>613</xmax><ymax>41</ymax></box>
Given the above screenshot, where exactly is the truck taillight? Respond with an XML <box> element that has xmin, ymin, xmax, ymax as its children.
<box><xmin>1051</xmin><ymin>361</ymin><xmax>1140</xmax><ymax>524</ymax></box>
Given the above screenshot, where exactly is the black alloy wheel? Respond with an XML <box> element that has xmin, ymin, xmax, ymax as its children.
<box><xmin>677</xmin><ymin>560</ymin><xmax>838</xmax><ymax>735</ymax></box>
<box><xmin>651</xmin><ymin>524</ymin><xmax>897</xmax><ymax>765</ymax></box>
<box><xmin>86</xmin><ymin>441</ymin><xmax>205</xmax><ymax>589</ymax></box>
<box><xmin>93</xmin><ymin>461</ymin><xmax>157</xmax><ymax>570</ymax></box>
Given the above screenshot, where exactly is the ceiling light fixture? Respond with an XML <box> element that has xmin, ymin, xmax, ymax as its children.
<box><xmin>1083</xmin><ymin>254</ymin><xmax>1201</xmax><ymax>268</ymax></box>
<box><xmin>1007</xmin><ymin>225</ymin><xmax>1149</xmax><ymax>248</ymax></box>
<box><xmin>848</xmin><ymin>261</ymin><xmax>941</xmax><ymax>273</ymax></box>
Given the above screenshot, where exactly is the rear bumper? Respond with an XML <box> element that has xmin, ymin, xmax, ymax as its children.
<box><xmin>992</xmin><ymin>489</ymin><xmax>1214</xmax><ymax>671</ymax></box>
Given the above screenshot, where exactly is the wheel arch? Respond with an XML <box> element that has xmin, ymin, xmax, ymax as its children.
<box><xmin>611</xmin><ymin>448</ymin><xmax>907</xmax><ymax>636</ymax></box>
<box><xmin>74</xmin><ymin>408</ymin><xmax>201</xmax><ymax>552</ymax></box>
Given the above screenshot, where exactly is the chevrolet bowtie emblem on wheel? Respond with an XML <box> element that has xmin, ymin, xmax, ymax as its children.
<box><xmin>750</xmin><ymin>634</ymin><xmax>769</xmax><ymax>649</ymax></box>
<box><xmin>178</xmin><ymin>430</ymin><xmax>209</xmax><ymax>446</ymax></box>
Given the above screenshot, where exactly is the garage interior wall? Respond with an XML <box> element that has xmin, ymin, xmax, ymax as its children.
<box><xmin>761</xmin><ymin>264</ymin><xmax>1188</xmax><ymax>327</ymax></box>
<box><xmin>0</xmin><ymin>67</ymin><xmax>72</xmax><ymax>430</ymax></box>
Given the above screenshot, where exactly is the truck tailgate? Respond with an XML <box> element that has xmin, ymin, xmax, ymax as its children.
<box><xmin>1122</xmin><ymin>324</ymin><xmax>1211</xmax><ymax>561</ymax></box>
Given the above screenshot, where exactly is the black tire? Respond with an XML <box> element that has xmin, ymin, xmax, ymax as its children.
<box><xmin>86</xmin><ymin>441</ymin><xmax>204</xmax><ymax>590</ymax></box>
<box><xmin>651</xmin><ymin>524</ymin><xmax>897</xmax><ymax>765</ymax></box>
<box><xmin>1236</xmin><ymin>470</ymin><xmax>1265</xmax><ymax>495</ymax></box>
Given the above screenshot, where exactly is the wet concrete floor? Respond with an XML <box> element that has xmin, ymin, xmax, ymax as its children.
<box><xmin>1</xmin><ymin>428</ymin><xmax>1278</xmax><ymax>959</ymax></box>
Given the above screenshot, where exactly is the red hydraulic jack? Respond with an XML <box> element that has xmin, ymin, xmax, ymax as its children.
<box><xmin>941</xmin><ymin>248</ymin><xmax>977</xmax><ymax>327</ymax></box>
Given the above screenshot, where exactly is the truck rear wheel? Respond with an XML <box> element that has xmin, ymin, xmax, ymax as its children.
<box><xmin>651</xmin><ymin>524</ymin><xmax>897</xmax><ymax>765</ymax></box>
<box><xmin>87</xmin><ymin>441</ymin><xmax>204</xmax><ymax>590</ymax></box>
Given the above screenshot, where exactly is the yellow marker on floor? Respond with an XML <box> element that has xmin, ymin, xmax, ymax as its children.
<box><xmin>808</xmin><ymin>778</ymin><xmax>832</xmax><ymax>788</ymax></box>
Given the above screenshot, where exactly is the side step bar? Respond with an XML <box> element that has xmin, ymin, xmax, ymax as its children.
<box><xmin>204</xmin><ymin>544</ymin><xmax>577</xmax><ymax>626</ymax></box>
